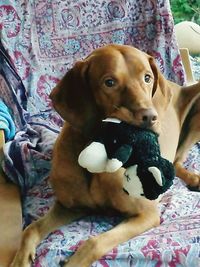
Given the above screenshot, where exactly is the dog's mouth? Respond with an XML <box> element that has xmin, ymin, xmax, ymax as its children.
<box><xmin>110</xmin><ymin>106</ymin><xmax>160</xmax><ymax>133</ymax></box>
<box><xmin>129</xmin><ymin>119</ymin><xmax>160</xmax><ymax>134</ymax></box>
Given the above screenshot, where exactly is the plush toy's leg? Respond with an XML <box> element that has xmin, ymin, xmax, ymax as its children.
<box><xmin>78</xmin><ymin>142</ymin><xmax>108</xmax><ymax>173</ymax></box>
<box><xmin>106</xmin><ymin>158</ymin><xmax>123</xmax><ymax>172</ymax></box>
<box><xmin>105</xmin><ymin>144</ymin><xmax>133</xmax><ymax>172</ymax></box>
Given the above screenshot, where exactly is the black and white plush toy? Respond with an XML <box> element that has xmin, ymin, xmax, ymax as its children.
<box><xmin>78</xmin><ymin>118</ymin><xmax>175</xmax><ymax>200</ymax></box>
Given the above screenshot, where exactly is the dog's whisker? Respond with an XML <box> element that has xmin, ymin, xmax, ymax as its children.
<box><xmin>113</xmin><ymin>105</ymin><xmax>120</xmax><ymax>110</ymax></box>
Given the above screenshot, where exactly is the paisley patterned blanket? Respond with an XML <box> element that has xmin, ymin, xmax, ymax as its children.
<box><xmin>0</xmin><ymin>0</ymin><xmax>199</xmax><ymax>266</ymax></box>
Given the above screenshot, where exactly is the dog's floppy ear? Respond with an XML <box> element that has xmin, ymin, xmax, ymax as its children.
<box><xmin>50</xmin><ymin>61</ymin><xmax>98</xmax><ymax>129</ymax></box>
<box><xmin>149</xmin><ymin>57</ymin><xmax>172</xmax><ymax>114</ymax></box>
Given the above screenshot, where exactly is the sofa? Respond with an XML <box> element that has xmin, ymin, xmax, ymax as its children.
<box><xmin>0</xmin><ymin>1</ymin><xmax>199</xmax><ymax>266</ymax></box>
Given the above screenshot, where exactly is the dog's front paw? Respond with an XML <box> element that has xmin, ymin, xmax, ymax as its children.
<box><xmin>62</xmin><ymin>237</ymin><xmax>97</xmax><ymax>267</ymax></box>
<box><xmin>62</xmin><ymin>258</ymin><xmax>90</xmax><ymax>267</ymax></box>
<box><xmin>187</xmin><ymin>172</ymin><xmax>200</xmax><ymax>191</ymax></box>
<box><xmin>10</xmin><ymin>249</ymin><xmax>35</xmax><ymax>267</ymax></box>
<box><xmin>175</xmin><ymin>162</ymin><xmax>200</xmax><ymax>191</ymax></box>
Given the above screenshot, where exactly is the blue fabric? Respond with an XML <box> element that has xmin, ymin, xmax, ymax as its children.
<box><xmin>0</xmin><ymin>40</ymin><xmax>27</xmax><ymax>133</ymax></box>
<box><xmin>0</xmin><ymin>100</ymin><xmax>15</xmax><ymax>141</ymax></box>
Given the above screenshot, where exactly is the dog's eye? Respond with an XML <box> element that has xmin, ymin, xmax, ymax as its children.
<box><xmin>104</xmin><ymin>78</ymin><xmax>116</xmax><ymax>87</ymax></box>
<box><xmin>144</xmin><ymin>74</ymin><xmax>151</xmax><ymax>83</ymax></box>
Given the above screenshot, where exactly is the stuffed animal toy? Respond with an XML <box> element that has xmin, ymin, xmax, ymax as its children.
<box><xmin>78</xmin><ymin>118</ymin><xmax>175</xmax><ymax>200</ymax></box>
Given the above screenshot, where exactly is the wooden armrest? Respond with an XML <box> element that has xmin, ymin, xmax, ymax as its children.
<box><xmin>0</xmin><ymin>129</ymin><xmax>5</xmax><ymax>148</ymax></box>
<box><xmin>179</xmin><ymin>48</ymin><xmax>196</xmax><ymax>85</ymax></box>
<box><xmin>0</xmin><ymin>129</ymin><xmax>22</xmax><ymax>266</ymax></box>
<box><xmin>0</xmin><ymin>130</ymin><xmax>5</xmax><ymax>183</ymax></box>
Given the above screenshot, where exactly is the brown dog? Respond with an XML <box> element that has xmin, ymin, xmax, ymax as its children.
<box><xmin>11</xmin><ymin>44</ymin><xmax>200</xmax><ymax>267</ymax></box>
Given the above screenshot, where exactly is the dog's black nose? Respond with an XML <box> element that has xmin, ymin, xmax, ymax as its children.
<box><xmin>137</xmin><ymin>108</ymin><xmax>158</xmax><ymax>128</ymax></box>
<box><xmin>142</xmin><ymin>109</ymin><xmax>157</xmax><ymax>123</ymax></box>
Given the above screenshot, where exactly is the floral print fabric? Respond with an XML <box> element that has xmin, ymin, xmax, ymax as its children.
<box><xmin>0</xmin><ymin>0</ymin><xmax>199</xmax><ymax>266</ymax></box>
<box><xmin>1</xmin><ymin>0</ymin><xmax>185</xmax><ymax>115</ymax></box>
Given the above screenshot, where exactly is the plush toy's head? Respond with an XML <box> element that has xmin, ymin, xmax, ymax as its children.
<box><xmin>123</xmin><ymin>162</ymin><xmax>174</xmax><ymax>200</ymax></box>
<box><xmin>99</xmin><ymin>118</ymin><xmax>135</xmax><ymax>159</ymax></box>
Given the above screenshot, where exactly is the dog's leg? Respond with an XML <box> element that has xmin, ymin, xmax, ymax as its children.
<box><xmin>175</xmin><ymin>137</ymin><xmax>200</xmax><ymax>189</ymax></box>
<box><xmin>10</xmin><ymin>202</ymin><xmax>86</xmax><ymax>267</ymax></box>
<box><xmin>175</xmin><ymin>98</ymin><xmax>200</xmax><ymax>189</ymax></box>
<box><xmin>64</xmin><ymin>198</ymin><xmax>160</xmax><ymax>267</ymax></box>
<box><xmin>175</xmin><ymin>150</ymin><xmax>200</xmax><ymax>189</ymax></box>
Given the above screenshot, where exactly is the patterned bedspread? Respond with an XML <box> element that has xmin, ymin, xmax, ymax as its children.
<box><xmin>0</xmin><ymin>0</ymin><xmax>199</xmax><ymax>266</ymax></box>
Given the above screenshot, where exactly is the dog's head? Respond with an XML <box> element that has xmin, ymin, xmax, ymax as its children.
<box><xmin>50</xmin><ymin>44</ymin><xmax>172</xmax><ymax>133</ymax></box>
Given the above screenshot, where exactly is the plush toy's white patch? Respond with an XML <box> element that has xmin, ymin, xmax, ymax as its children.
<box><xmin>148</xmin><ymin>167</ymin><xmax>163</xmax><ymax>186</ymax></box>
<box><xmin>123</xmin><ymin>165</ymin><xmax>144</xmax><ymax>197</ymax></box>
<box><xmin>78</xmin><ymin>142</ymin><xmax>107</xmax><ymax>173</ymax></box>
<box><xmin>102</xmin><ymin>118</ymin><xmax>121</xmax><ymax>123</ymax></box>
<box><xmin>106</xmin><ymin>158</ymin><xmax>123</xmax><ymax>172</ymax></box>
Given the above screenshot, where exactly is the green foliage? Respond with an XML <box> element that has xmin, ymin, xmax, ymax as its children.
<box><xmin>170</xmin><ymin>0</ymin><xmax>200</xmax><ymax>25</ymax></box>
